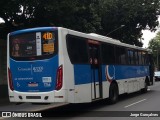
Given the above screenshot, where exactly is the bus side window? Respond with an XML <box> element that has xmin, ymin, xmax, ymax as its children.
<box><xmin>138</xmin><ymin>51</ymin><xmax>141</xmax><ymax>65</ymax></box>
<box><xmin>127</xmin><ymin>50</ymin><xmax>131</xmax><ymax>65</ymax></box>
<box><xmin>116</xmin><ymin>47</ymin><xmax>127</xmax><ymax>65</ymax></box>
<box><xmin>143</xmin><ymin>51</ymin><xmax>148</xmax><ymax>65</ymax></box>
<box><xmin>135</xmin><ymin>51</ymin><xmax>139</xmax><ymax>65</ymax></box>
<box><xmin>141</xmin><ymin>52</ymin><xmax>145</xmax><ymax>65</ymax></box>
<box><xmin>127</xmin><ymin>49</ymin><xmax>136</xmax><ymax>65</ymax></box>
<box><xmin>66</xmin><ymin>35</ymin><xmax>89</xmax><ymax>64</ymax></box>
<box><xmin>101</xmin><ymin>43</ymin><xmax>115</xmax><ymax>64</ymax></box>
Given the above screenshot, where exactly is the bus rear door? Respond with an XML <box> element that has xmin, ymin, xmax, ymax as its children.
<box><xmin>88</xmin><ymin>42</ymin><xmax>102</xmax><ymax>100</ymax></box>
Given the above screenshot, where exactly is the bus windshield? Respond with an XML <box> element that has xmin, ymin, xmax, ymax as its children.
<box><xmin>9</xmin><ymin>31</ymin><xmax>58</xmax><ymax>60</ymax></box>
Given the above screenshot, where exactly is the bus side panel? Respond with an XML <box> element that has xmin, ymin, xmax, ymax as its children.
<box><xmin>7</xmin><ymin>33</ymin><xmax>15</xmax><ymax>102</ymax></box>
<box><xmin>56</xmin><ymin>28</ymin><xmax>81</xmax><ymax>103</ymax></box>
<box><xmin>74</xmin><ymin>65</ymin><xmax>92</xmax><ymax>103</ymax></box>
<box><xmin>101</xmin><ymin>65</ymin><xmax>110</xmax><ymax>99</ymax></box>
<box><xmin>101</xmin><ymin>81</ymin><xmax>110</xmax><ymax>99</ymax></box>
<box><xmin>102</xmin><ymin>65</ymin><xmax>149</xmax><ymax>80</ymax></box>
<box><xmin>101</xmin><ymin>65</ymin><xmax>149</xmax><ymax>95</ymax></box>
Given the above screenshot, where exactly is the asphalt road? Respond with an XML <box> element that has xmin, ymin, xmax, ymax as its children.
<box><xmin>1</xmin><ymin>81</ymin><xmax>160</xmax><ymax>120</ymax></box>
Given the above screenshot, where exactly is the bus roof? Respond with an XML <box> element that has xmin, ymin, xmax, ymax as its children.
<box><xmin>9</xmin><ymin>26</ymin><xmax>150</xmax><ymax>52</ymax></box>
<box><xmin>10</xmin><ymin>27</ymin><xmax>58</xmax><ymax>36</ymax></box>
<box><xmin>66</xmin><ymin>28</ymin><xmax>150</xmax><ymax>52</ymax></box>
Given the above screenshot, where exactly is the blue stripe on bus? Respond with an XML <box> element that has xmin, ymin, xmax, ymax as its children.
<box><xmin>74</xmin><ymin>65</ymin><xmax>91</xmax><ymax>85</ymax></box>
<box><xmin>74</xmin><ymin>64</ymin><xmax>149</xmax><ymax>85</ymax></box>
<box><xmin>10</xmin><ymin>27</ymin><xmax>58</xmax><ymax>36</ymax></box>
<box><xmin>102</xmin><ymin>65</ymin><xmax>149</xmax><ymax>81</ymax></box>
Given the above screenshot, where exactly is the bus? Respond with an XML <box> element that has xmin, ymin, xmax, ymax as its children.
<box><xmin>7</xmin><ymin>27</ymin><xmax>154</xmax><ymax>103</ymax></box>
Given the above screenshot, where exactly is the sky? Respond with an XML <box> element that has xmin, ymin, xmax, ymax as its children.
<box><xmin>0</xmin><ymin>17</ymin><xmax>160</xmax><ymax>48</ymax></box>
<box><xmin>142</xmin><ymin>16</ymin><xmax>160</xmax><ymax>48</ymax></box>
<box><xmin>142</xmin><ymin>30</ymin><xmax>158</xmax><ymax>48</ymax></box>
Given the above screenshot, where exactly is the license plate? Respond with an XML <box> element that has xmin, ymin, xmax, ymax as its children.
<box><xmin>28</xmin><ymin>83</ymin><xmax>38</xmax><ymax>87</ymax></box>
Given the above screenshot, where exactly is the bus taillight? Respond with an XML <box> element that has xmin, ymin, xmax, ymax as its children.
<box><xmin>8</xmin><ymin>68</ymin><xmax>14</xmax><ymax>91</ymax></box>
<box><xmin>56</xmin><ymin>65</ymin><xmax>63</xmax><ymax>90</ymax></box>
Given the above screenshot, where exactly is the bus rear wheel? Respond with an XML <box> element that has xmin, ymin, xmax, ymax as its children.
<box><xmin>108</xmin><ymin>83</ymin><xmax>119</xmax><ymax>104</ymax></box>
<box><xmin>141</xmin><ymin>81</ymin><xmax>148</xmax><ymax>93</ymax></box>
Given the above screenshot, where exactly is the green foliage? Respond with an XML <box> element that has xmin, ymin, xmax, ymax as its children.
<box><xmin>148</xmin><ymin>32</ymin><xmax>160</xmax><ymax>67</ymax></box>
<box><xmin>0</xmin><ymin>0</ymin><xmax>102</xmax><ymax>39</ymax></box>
<box><xmin>148</xmin><ymin>32</ymin><xmax>160</xmax><ymax>51</ymax></box>
<box><xmin>0</xmin><ymin>0</ymin><xmax>159</xmax><ymax>47</ymax></box>
<box><xmin>101</xmin><ymin>0</ymin><xmax>160</xmax><ymax>46</ymax></box>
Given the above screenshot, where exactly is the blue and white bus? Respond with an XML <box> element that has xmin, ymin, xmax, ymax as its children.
<box><xmin>7</xmin><ymin>27</ymin><xmax>154</xmax><ymax>103</ymax></box>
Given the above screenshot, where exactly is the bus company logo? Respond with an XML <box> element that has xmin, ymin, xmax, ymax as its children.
<box><xmin>105</xmin><ymin>65</ymin><xmax>115</xmax><ymax>83</ymax></box>
<box><xmin>18</xmin><ymin>67</ymin><xmax>31</xmax><ymax>71</ymax></box>
<box><xmin>33</xmin><ymin>66</ymin><xmax>43</xmax><ymax>72</ymax></box>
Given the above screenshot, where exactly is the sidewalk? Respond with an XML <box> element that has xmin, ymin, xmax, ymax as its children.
<box><xmin>0</xmin><ymin>101</ymin><xmax>68</xmax><ymax>111</ymax></box>
<box><xmin>0</xmin><ymin>97</ymin><xmax>14</xmax><ymax>107</ymax></box>
<box><xmin>0</xmin><ymin>85</ymin><xmax>10</xmax><ymax>107</ymax></box>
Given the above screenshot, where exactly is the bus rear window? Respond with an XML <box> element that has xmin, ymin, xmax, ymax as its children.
<box><xmin>10</xmin><ymin>31</ymin><xmax>58</xmax><ymax>60</ymax></box>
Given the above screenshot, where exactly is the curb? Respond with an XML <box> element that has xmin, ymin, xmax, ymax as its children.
<box><xmin>0</xmin><ymin>98</ymin><xmax>12</xmax><ymax>107</ymax></box>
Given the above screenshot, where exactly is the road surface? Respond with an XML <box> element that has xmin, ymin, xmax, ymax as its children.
<box><xmin>1</xmin><ymin>81</ymin><xmax>160</xmax><ymax>120</ymax></box>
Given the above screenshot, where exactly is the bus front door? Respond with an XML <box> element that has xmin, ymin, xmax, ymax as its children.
<box><xmin>89</xmin><ymin>43</ymin><xmax>102</xmax><ymax>100</ymax></box>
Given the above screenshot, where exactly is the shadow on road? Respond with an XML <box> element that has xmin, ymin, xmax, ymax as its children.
<box><xmin>39</xmin><ymin>89</ymin><xmax>157</xmax><ymax>118</ymax></box>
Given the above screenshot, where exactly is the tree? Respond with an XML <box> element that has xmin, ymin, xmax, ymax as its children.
<box><xmin>25</xmin><ymin>0</ymin><xmax>102</xmax><ymax>33</ymax></box>
<box><xmin>0</xmin><ymin>0</ymin><xmax>22</xmax><ymax>39</ymax></box>
<box><xmin>101</xmin><ymin>0</ymin><xmax>160</xmax><ymax>46</ymax></box>
<box><xmin>148</xmin><ymin>32</ymin><xmax>160</xmax><ymax>69</ymax></box>
<box><xmin>0</xmin><ymin>0</ymin><xmax>102</xmax><ymax>40</ymax></box>
<box><xmin>0</xmin><ymin>0</ymin><xmax>159</xmax><ymax>47</ymax></box>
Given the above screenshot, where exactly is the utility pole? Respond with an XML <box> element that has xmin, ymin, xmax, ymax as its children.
<box><xmin>106</xmin><ymin>25</ymin><xmax>125</xmax><ymax>36</ymax></box>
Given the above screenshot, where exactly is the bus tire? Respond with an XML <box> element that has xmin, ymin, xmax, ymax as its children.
<box><xmin>141</xmin><ymin>80</ymin><xmax>148</xmax><ymax>93</ymax></box>
<box><xmin>108</xmin><ymin>83</ymin><xmax>119</xmax><ymax>104</ymax></box>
